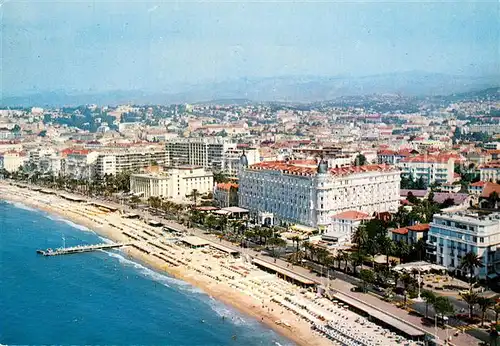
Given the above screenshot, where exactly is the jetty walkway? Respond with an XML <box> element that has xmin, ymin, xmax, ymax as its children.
<box><xmin>36</xmin><ymin>241</ymin><xmax>137</xmax><ymax>256</ymax></box>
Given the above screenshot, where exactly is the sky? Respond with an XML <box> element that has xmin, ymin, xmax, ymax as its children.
<box><xmin>1</xmin><ymin>0</ymin><xmax>499</xmax><ymax>95</ymax></box>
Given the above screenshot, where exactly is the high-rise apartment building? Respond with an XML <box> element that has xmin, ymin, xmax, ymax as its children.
<box><xmin>165</xmin><ymin>138</ymin><xmax>259</xmax><ymax>175</ymax></box>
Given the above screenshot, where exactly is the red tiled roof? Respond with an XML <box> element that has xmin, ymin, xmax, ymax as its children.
<box><xmin>378</xmin><ymin>149</ymin><xmax>397</xmax><ymax>156</ymax></box>
<box><xmin>249</xmin><ymin>161</ymin><xmax>397</xmax><ymax>177</ymax></box>
<box><xmin>481</xmin><ymin>182</ymin><xmax>500</xmax><ymax>198</ymax></box>
<box><xmin>329</xmin><ymin>164</ymin><xmax>395</xmax><ymax>176</ymax></box>
<box><xmin>407</xmin><ymin>224</ymin><xmax>430</xmax><ymax>232</ymax></box>
<box><xmin>216</xmin><ymin>183</ymin><xmax>238</xmax><ymax>191</ymax></box>
<box><xmin>332</xmin><ymin>211</ymin><xmax>370</xmax><ymax>220</ymax></box>
<box><xmin>470</xmin><ymin>181</ymin><xmax>487</xmax><ymax>187</ymax></box>
<box><xmin>392</xmin><ymin>227</ymin><xmax>409</xmax><ymax>235</ymax></box>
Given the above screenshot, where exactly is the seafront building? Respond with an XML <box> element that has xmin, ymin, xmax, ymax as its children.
<box><xmin>130</xmin><ymin>166</ymin><xmax>213</xmax><ymax>200</ymax></box>
<box><xmin>238</xmin><ymin>156</ymin><xmax>400</xmax><ymax>230</ymax></box>
<box><xmin>64</xmin><ymin>150</ymin><xmax>99</xmax><ymax>180</ymax></box>
<box><xmin>94</xmin><ymin>147</ymin><xmax>168</xmax><ymax>177</ymax></box>
<box><xmin>0</xmin><ymin>151</ymin><xmax>26</xmax><ymax>172</ymax></box>
<box><xmin>427</xmin><ymin>212</ymin><xmax>500</xmax><ymax>279</ymax></box>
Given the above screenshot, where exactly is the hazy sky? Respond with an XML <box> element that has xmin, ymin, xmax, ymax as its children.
<box><xmin>1</xmin><ymin>0</ymin><xmax>498</xmax><ymax>94</ymax></box>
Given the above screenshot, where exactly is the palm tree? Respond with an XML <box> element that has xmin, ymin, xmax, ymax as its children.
<box><xmin>396</xmin><ymin>240</ymin><xmax>411</xmax><ymax>264</ymax></box>
<box><xmin>460</xmin><ymin>290</ymin><xmax>479</xmax><ymax>319</ymax></box>
<box><xmin>290</xmin><ymin>235</ymin><xmax>301</xmax><ymax>253</ymax></box>
<box><xmin>377</xmin><ymin>236</ymin><xmax>395</xmax><ymax>268</ymax></box>
<box><xmin>186</xmin><ymin>189</ymin><xmax>200</xmax><ymax>207</ymax></box>
<box><xmin>478</xmin><ymin>297</ymin><xmax>495</xmax><ymax>327</ymax></box>
<box><xmin>421</xmin><ymin>290</ymin><xmax>437</xmax><ymax>318</ymax></box>
<box><xmin>349</xmin><ymin>251</ymin><xmax>366</xmax><ymax>276</ymax></box>
<box><xmin>341</xmin><ymin>251</ymin><xmax>350</xmax><ymax>273</ymax></box>
<box><xmin>460</xmin><ymin>252</ymin><xmax>484</xmax><ymax>288</ymax></box>
<box><xmin>334</xmin><ymin>252</ymin><xmax>343</xmax><ymax>270</ymax></box>
<box><xmin>401</xmin><ymin>272</ymin><xmax>415</xmax><ymax>306</ymax></box>
<box><xmin>353</xmin><ymin>224</ymin><xmax>369</xmax><ymax>254</ymax></box>
<box><xmin>365</xmin><ymin>238</ymin><xmax>379</xmax><ymax>268</ymax></box>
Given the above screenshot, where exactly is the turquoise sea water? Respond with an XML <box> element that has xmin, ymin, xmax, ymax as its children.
<box><xmin>0</xmin><ymin>200</ymin><xmax>292</xmax><ymax>345</ymax></box>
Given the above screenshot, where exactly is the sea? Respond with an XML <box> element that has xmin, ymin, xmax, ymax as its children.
<box><xmin>0</xmin><ymin>200</ymin><xmax>293</xmax><ymax>345</ymax></box>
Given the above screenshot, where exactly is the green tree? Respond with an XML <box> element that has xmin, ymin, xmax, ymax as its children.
<box><xmin>396</xmin><ymin>240</ymin><xmax>411</xmax><ymax>263</ymax></box>
<box><xmin>433</xmin><ymin>296</ymin><xmax>455</xmax><ymax>325</ymax></box>
<box><xmin>478</xmin><ymin>297</ymin><xmax>495</xmax><ymax>327</ymax></box>
<box><xmin>204</xmin><ymin>214</ymin><xmax>217</xmax><ymax>232</ymax></box>
<box><xmin>354</xmin><ymin>154</ymin><xmax>367</xmax><ymax>166</ymax></box>
<box><xmin>186</xmin><ymin>189</ymin><xmax>200</xmax><ymax>207</ymax></box>
<box><xmin>460</xmin><ymin>290</ymin><xmax>479</xmax><ymax>319</ymax></box>
<box><xmin>352</xmin><ymin>223</ymin><xmax>369</xmax><ymax>254</ymax></box>
<box><xmin>460</xmin><ymin>252</ymin><xmax>484</xmax><ymax>288</ymax></box>
<box><xmin>488</xmin><ymin>191</ymin><xmax>500</xmax><ymax>209</ymax></box>
<box><xmin>421</xmin><ymin>290</ymin><xmax>437</xmax><ymax>318</ymax></box>
<box><xmin>349</xmin><ymin>251</ymin><xmax>366</xmax><ymax>276</ymax></box>
<box><xmin>359</xmin><ymin>269</ymin><xmax>375</xmax><ymax>292</ymax></box>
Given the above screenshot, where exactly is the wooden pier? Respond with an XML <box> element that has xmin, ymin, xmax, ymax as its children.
<box><xmin>36</xmin><ymin>241</ymin><xmax>135</xmax><ymax>256</ymax></box>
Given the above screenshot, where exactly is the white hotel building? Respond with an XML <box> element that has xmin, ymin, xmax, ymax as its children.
<box><xmin>427</xmin><ymin>212</ymin><xmax>500</xmax><ymax>280</ymax></box>
<box><xmin>238</xmin><ymin>156</ymin><xmax>400</xmax><ymax>230</ymax></box>
<box><xmin>130</xmin><ymin>166</ymin><xmax>213</xmax><ymax>200</ymax></box>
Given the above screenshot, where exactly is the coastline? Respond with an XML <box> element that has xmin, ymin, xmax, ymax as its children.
<box><xmin>0</xmin><ymin>183</ymin><xmax>329</xmax><ymax>346</ymax></box>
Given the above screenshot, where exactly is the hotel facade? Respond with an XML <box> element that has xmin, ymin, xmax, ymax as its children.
<box><xmin>130</xmin><ymin>166</ymin><xmax>213</xmax><ymax>200</ymax></box>
<box><xmin>427</xmin><ymin>212</ymin><xmax>500</xmax><ymax>280</ymax></box>
<box><xmin>238</xmin><ymin>158</ymin><xmax>400</xmax><ymax>230</ymax></box>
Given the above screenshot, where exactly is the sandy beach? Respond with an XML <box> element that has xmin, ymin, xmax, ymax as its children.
<box><xmin>0</xmin><ymin>182</ymin><xmax>423</xmax><ymax>346</ymax></box>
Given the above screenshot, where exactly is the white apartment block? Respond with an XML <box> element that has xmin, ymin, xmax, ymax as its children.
<box><xmin>238</xmin><ymin>158</ymin><xmax>400</xmax><ymax>230</ymax></box>
<box><xmin>165</xmin><ymin>138</ymin><xmax>258</xmax><ymax>175</ymax></box>
<box><xmin>38</xmin><ymin>155</ymin><xmax>63</xmax><ymax>176</ymax></box>
<box><xmin>428</xmin><ymin>212</ymin><xmax>500</xmax><ymax>280</ymax></box>
<box><xmin>94</xmin><ymin>148</ymin><xmax>168</xmax><ymax>177</ymax></box>
<box><xmin>480</xmin><ymin>161</ymin><xmax>500</xmax><ymax>182</ymax></box>
<box><xmin>64</xmin><ymin>151</ymin><xmax>99</xmax><ymax>180</ymax></box>
<box><xmin>0</xmin><ymin>152</ymin><xmax>26</xmax><ymax>172</ymax></box>
<box><xmin>130</xmin><ymin>166</ymin><xmax>213</xmax><ymax>200</ymax></box>
<box><xmin>166</xmin><ymin>137</ymin><xmax>226</xmax><ymax>171</ymax></box>
<box><xmin>398</xmin><ymin>154</ymin><xmax>455</xmax><ymax>185</ymax></box>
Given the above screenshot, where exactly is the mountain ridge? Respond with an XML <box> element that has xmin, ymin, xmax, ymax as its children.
<box><xmin>2</xmin><ymin>71</ymin><xmax>498</xmax><ymax>107</ymax></box>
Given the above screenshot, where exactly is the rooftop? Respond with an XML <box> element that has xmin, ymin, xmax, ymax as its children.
<box><xmin>248</xmin><ymin>161</ymin><xmax>397</xmax><ymax>177</ymax></box>
<box><xmin>332</xmin><ymin>210</ymin><xmax>370</xmax><ymax>220</ymax></box>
